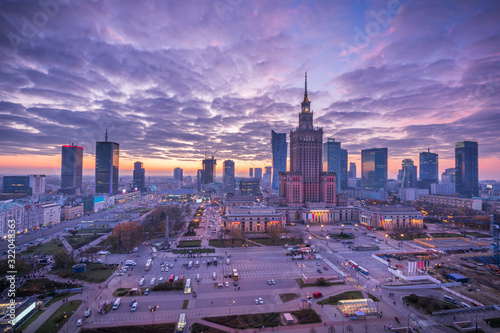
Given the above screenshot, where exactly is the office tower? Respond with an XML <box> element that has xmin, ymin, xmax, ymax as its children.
<box><xmin>249</xmin><ymin>168</ymin><xmax>253</xmax><ymax>178</ymax></box>
<box><xmin>323</xmin><ymin>138</ymin><xmax>348</xmax><ymax>192</ymax></box>
<box><xmin>2</xmin><ymin>176</ymin><xmax>31</xmax><ymax>195</ymax></box>
<box><xmin>202</xmin><ymin>158</ymin><xmax>216</xmax><ymax>184</ymax></box>
<box><xmin>361</xmin><ymin>148</ymin><xmax>388</xmax><ymax>191</ymax></box>
<box><xmin>280</xmin><ymin>73</ymin><xmax>336</xmax><ymax>205</ymax></box>
<box><xmin>133</xmin><ymin>162</ymin><xmax>145</xmax><ymax>192</ymax></box>
<box><xmin>222</xmin><ymin>160</ymin><xmax>235</xmax><ymax>194</ymax></box>
<box><xmin>441</xmin><ymin>168</ymin><xmax>456</xmax><ymax>184</ymax></box>
<box><xmin>240</xmin><ymin>178</ymin><xmax>261</xmax><ymax>196</ymax></box>
<box><xmin>400</xmin><ymin>159</ymin><xmax>417</xmax><ymax>188</ymax></box>
<box><xmin>271</xmin><ymin>130</ymin><xmax>287</xmax><ymax>190</ymax></box>
<box><xmin>29</xmin><ymin>175</ymin><xmax>46</xmax><ymax>196</ymax></box>
<box><xmin>348</xmin><ymin>162</ymin><xmax>356</xmax><ymax>178</ymax></box>
<box><xmin>455</xmin><ymin>141</ymin><xmax>479</xmax><ymax>197</ymax></box>
<box><xmin>419</xmin><ymin>150</ymin><xmax>438</xmax><ymax>189</ymax></box>
<box><xmin>197</xmin><ymin>169</ymin><xmax>203</xmax><ymax>191</ymax></box>
<box><xmin>263</xmin><ymin>166</ymin><xmax>272</xmax><ymax>185</ymax></box>
<box><xmin>174</xmin><ymin>167</ymin><xmax>183</xmax><ymax>182</ymax></box>
<box><xmin>265</xmin><ymin>166</ymin><xmax>272</xmax><ymax>174</ymax></box>
<box><xmin>254</xmin><ymin>168</ymin><xmax>263</xmax><ymax>180</ymax></box>
<box><xmin>95</xmin><ymin>131</ymin><xmax>119</xmax><ymax>194</ymax></box>
<box><xmin>61</xmin><ymin>144</ymin><xmax>83</xmax><ymax>191</ymax></box>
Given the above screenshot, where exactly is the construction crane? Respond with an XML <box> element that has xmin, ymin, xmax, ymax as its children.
<box><xmin>211</xmin><ymin>141</ymin><xmax>221</xmax><ymax>160</ymax></box>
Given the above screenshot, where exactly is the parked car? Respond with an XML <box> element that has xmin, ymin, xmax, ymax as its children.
<box><xmin>144</xmin><ymin>288</ymin><xmax>149</xmax><ymax>295</ymax></box>
<box><xmin>259</xmin><ymin>297</ymin><xmax>264</xmax><ymax>304</ymax></box>
<box><xmin>76</xmin><ymin>319</ymin><xmax>83</xmax><ymax>327</ymax></box>
<box><xmin>233</xmin><ymin>281</ymin><xmax>238</xmax><ymax>286</ymax></box>
<box><xmin>271</xmin><ymin>279</ymin><xmax>276</xmax><ymax>284</ymax></box>
<box><xmin>317</xmin><ymin>269</ymin><xmax>322</xmax><ymax>274</ymax></box>
<box><xmin>267</xmin><ymin>280</ymin><xmax>272</xmax><ymax>285</ymax></box>
<box><xmin>225</xmin><ymin>281</ymin><xmax>229</xmax><ymax>287</ymax></box>
<box><xmin>84</xmin><ymin>307</ymin><xmax>91</xmax><ymax>317</ymax></box>
<box><xmin>255</xmin><ymin>299</ymin><xmax>259</xmax><ymax>304</ymax></box>
<box><xmin>323</xmin><ymin>266</ymin><xmax>329</xmax><ymax>270</ymax></box>
<box><xmin>129</xmin><ymin>299</ymin><xmax>136</xmax><ymax>306</ymax></box>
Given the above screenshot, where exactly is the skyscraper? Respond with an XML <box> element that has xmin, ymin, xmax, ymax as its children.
<box><xmin>419</xmin><ymin>150</ymin><xmax>438</xmax><ymax>189</ymax></box>
<box><xmin>361</xmin><ymin>148</ymin><xmax>388</xmax><ymax>191</ymax></box>
<box><xmin>202</xmin><ymin>158</ymin><xmax>216</xmax><ymax>184</ymax></box>
<box><xmin>348</xmin><ymin>162</ymin><xmax>357</xmax><ymax>179</ymax></box>
<box><xmin>174</xmin><ymin>167</ymin><xmax>183</xmax><ymax>182</ymax></box>
<box><xmin>133</xmin><ymin>162</ymin><xmax>145</xmax><ymax>192</ymax></box>
<box><xmin>223</xmin><ymin>160</ymin><xmax>235</xmax><ymax>194</ymax></box>
<box><xmin>254</xmin><ymin>168</ymin><xmax>263</xmax><ymax>180</ymax></box>
<box><xmin>29</xmin><ymin>175</ymin><xmax>46</xmax><ymax>196</ymax></box>
<box><xmin>280</xmin><ymin>73</ymin><xmax>336</xmax><ymax>205</ymax></box>
<box><xmin>441</xmin><ymin>168</ymin><xmax>456</xmax><ymax>184</ymax></box>
<box><xmin>455</xmin><ymin>141</ymin><xmax>479</xmax><ymax>197</ymax></box>
<box><xmin>61</xmin><ymin>145</ymin><xmax>83</xmax><ymax>191</ymax></box>
<box><xmin>271</xmin><ymin>130</ymin><xmax>287</xmax><ymax>190</ymax></box>
<box><xmin>400</xmin><ymin>159</ymin><xmax>417</xmax><ymax>188</ymax></box>
<box><xmin>197</xmin><ymin>169</ymin><xmax>203</xmax><ymax>191</ymax></box>
<box><xmin>95</xmin><ymin>132</ymin><xmax>119</xmax><ymax>194</ymax></box>
<box><xmin>323</xmin><ymin>138</ymin><xmax>348</xmax><ymax>192</ymax></box>
<box><xmin>249</xmin><ymin>168</ymin><xmax>253</xmax><ymax>178</ymax></box>
<box><xmin>240</xmin><ymin>178</ymin><xmax>261</xmax><ymax>196</ymax></box>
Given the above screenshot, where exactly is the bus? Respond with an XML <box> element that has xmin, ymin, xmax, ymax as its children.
<box><xmin>358</xmin><ymin>266</ymin><xmax>369</xmax><ymax>275</ymax></box>
<box><xmin>443</xmin><ymin>295</ymin><xmax>457</xmax><ymax>304</ymax></box>
<box><xmin>175</xmin><ymin>313</ymin><xmax>187</xmax><ymax>333</ymax></box>
<box><xmin>232</xmin><ymin>268</ymin><xmax>239</xmax><ymax>281</ymax></box>
<box><xmin>348</xmin><ymin>260</ymin><xmax>358</xmax><ymax>269</ymax></box>
<box><xmin>151</xmin><ymin>247</ymin><xmax>158</xmax><ymax>257</ymax></box>
<box><xmin>184</xmin><ymin>278</ymin><xmax>191</xmax><ymax>294</ymax></box>
<box><xmin>145</xmin><ymin>258</ymin><xmax>152</xmax><ymax>271</ymax></box>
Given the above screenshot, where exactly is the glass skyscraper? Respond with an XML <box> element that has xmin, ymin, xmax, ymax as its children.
<box><xmin>323</xmin><ymin>138</ymin><xmax>348</xmax><ymax>192</ymax></box>
<box><xmin>361</xmin><ymin>148</ymin><xmax>388</xmax><ymax>191</ymax></box>
<box><xmin>419</xmin><ymin>150</ymin><xmax>438</xmax><ymax>189</ymax></box>
<box><xmin>95</xmin><ymin>138</ymin><xmax>119</xmax><ymax>194</ymax></box>
<box><xmin>271</xmin><ymin>130</ymin><xmax>287</xmax><ymax>190</ymax></box>
<box><xmin>400</xmin><ymin>159</ymin><xmax>417</xmax><ymax>188</ymax></box>
<box><xmin>61</xmin><ymin>145</ymin><xmax>83</xmax><ymax>191</ymax></box>
<box><xmin>223</xmin><ymin>160</ymin><xmax>235</xmax><ymax>194</ymax></box>
<box><xmin>202</xmin><ymin>158</ymin><xmax>216</xmax><ymax>184</ymax></box>
<box><xmin>455</xmin><ymin>141</ymin><xmax>479</xmax><ymax>197</ymax></box>
<box><xmin>173</xmin><ymin>167</ymin><xmax>183</xmax><ymax>182</ymax></box>
<box><xmin>133</xmin><ymin>161</ymin><xmax>145</xmax><ymax>192</ymax></box>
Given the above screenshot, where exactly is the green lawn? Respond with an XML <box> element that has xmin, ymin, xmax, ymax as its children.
<box><xmin>317</xmin><ymin>291</ymin><xmax>364</xmax><ymax>305</ymax></box>
<box><xmin>367</xmin><ymin>293</ymin><xmax>380</xmax><ymax>302</ymax></box>
<box><xmin>172</xmin><ymin>248</ymin><xmax>215</xmax><ymax>254</ymax></box>
<box><xmin>466</xmin><ymin>232</ymin><xmax>491</xmax><ymax>238</ymax></box>
<box><xmin>251</xmin><ymin>237</ymin><xmax>303</xmax><ymax>246</ymax></box>
<box><xmin>208</xmin><ymin>239</ymin><xmax>255</xmax><ymax>247</ymax></box>
<box><xmin>388</xmin><ymin>234</ymin><xmax>429</xmax><ymax>240</ymax></box>
<box><xmin>15</xmin><ymin>308</ymin><xmax>44</xmax><ymax>333</ymax></box>
<box><xmin>52</xmin><ymin>263</ymin><xmax>117</xmax><ymax>283</ymax></box>
<box><xmin>429</xmin><ymin>233</ymin><xmax>463</xmax><ymax>238</ymax></box>
<box><xmin>45</xmin><ymin>292</ymin><xmax>78</xmax><ymax>307</ymax></box>
<box><xmin>403</xmin><ymin>294</ymin><xmax>459</xmax><ymax>314</ymax></box>
<box><xmin>177</xmin><ymin>240</ymin><xmax>202</xmax><ymax>247</ymax></box>
<box><xmin>21</xmin><ymin>239</ymin><xmax>65</xmax><ymax>256</ymax></box>
<box><xmin>35</xmin><ymin>300</ymin><xmax>82</xmax><ymax>333</ymax></box>
<box><xmin>64</xmin><ymin>234</ymin><xmax>102</xmax><ymax>249</ymax></box>
<box><xmin>75</xmin><ymin>228</ymin><xmax>112</xmax><ymax>234</ymax></box>
<box><xmin>279</xmin><ymin>293</ymin><xmax>300</xmax><ymax>303</ymax></box>
<box><xmin>80</xmin><ymin>323</ymin><xmax>177</xmax><ymax>333</ymax></box>
<box><xmin>329</xmin><ymin>233</ymin><xmax>356</xmax><ymax>239</ymax></box>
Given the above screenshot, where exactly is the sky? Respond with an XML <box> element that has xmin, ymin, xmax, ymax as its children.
<box><xmin>0</xmin><ymin>0</ymin><xmax>499</xmax><ymax>179</ymax></box>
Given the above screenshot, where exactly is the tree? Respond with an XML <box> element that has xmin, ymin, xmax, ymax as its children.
<box><xmin>267</xmin><ymin>222</ymin><xmax>281</xmax><ymax>244</ymax></box>
<box><xmin>328</xmin><ymin>324</ymin><xmax>336</xmax><ymax>333</ymax></box>
<box><xmin>53</xmin><ymin>249</ymin><xmax>73</xmax><ymax>269</ymax></box>
<box><xmin>346</xmin><ymin>324</ymin><xmax>353</xmax><ymax>333</ymax></box>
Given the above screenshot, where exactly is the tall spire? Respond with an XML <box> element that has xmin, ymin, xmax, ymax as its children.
<box><xmin>304</xmin><ymin>71</ymin><xmax>308</xmax><ymax>102</ymax></box>
<box><xmin>105</xmin><ymin>129</ymin><xmax>108</xmax><ymax>142</ymax></box>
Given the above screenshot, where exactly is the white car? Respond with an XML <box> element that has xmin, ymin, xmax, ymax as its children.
<box><xmin>225</xmin><ymin>281</ymin><xmax>229</xmax><ymax>287</ymax></box>
<box><xmin>254</xmin><ymin>298</ymin><xmax>259</xmax><ymax>305</ymax></box>
<box><xmin>259</xmin><ymin>297</ymin><xmax>264</xmax><ymax>304</ymax></box>
<box><xmin>76</xmin><ymin>319</ymin><xmax>83</xmax><ymax>326</ymax></box>
<box><xmin>96</xmin><ymin>259</ymin><xmax>103</xmax><ymax>264</ymax></box>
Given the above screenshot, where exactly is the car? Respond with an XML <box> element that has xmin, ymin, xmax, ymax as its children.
<box><xmin>259</xmin><ymin>297</ymin><xmax>264</xmax><ymax>304</ymax></box>
<box><xmin>170</xmin><ymin>264</ymin><xmax>174</xmax><ymax>268</ymax></box>
<box><xmin>160</xmin><ymin>267</ymin><xmax>165</xmax><ymax>272</ymax></box>
<box><xmin>267</xmin><ymin>280</ymin><xmax>272</xmax><ymax>285</ymax></box>
<box><xmin>225</xmin><ymin>281</ymin><xmax>229</xmax><ymax>287</ymax></box>
<box><xmin>386</xmin><ymin>278</ymin><xmax>393</xmax><ymax>282</ymax></box>
<box><xmin>271</xmin><ymin>279</ymin><xmax>276</xmax><ymax>285</ymax></box>
<box><xmin>224</xmin><ymin>274</ymin><xmax>228</xmax><ymax>278</ymax></box>
<box><xmin>96</xmin><ymin>259</ymin><xmax>103</xmax><ymax>264</ymax></box>
<box><xmin>233</xmin><ymin>281</ymin><xmax>238</xmax><ymax>286</ymax></box>
<box><xmin>144</xmin><ymin>288</ymin><xmax>149</xmax><ymax>295</ymax></box>
<box><xmin>317</xmin><ymin>269</ymin><xmax>322</xmax><ymax>274</ymax></box>
<box><xmin>129</xmin><ymin>299</ymin><xmax>136</xmax><ymax>306</ymax></box>
<box><xmin>116</xmin><ymin>272</ymin><xmax>124</xmax><ymax>276</ymax></box>
<box><xmin>160</xmin><ymin>261</ymin><xmax>164</xmax><ymax>265</ymax></box>
<box><xmin>255</xmin><ymin>299</ymin><xmax>259</xmax><ymax>304</ymax></box>
<box><xmin>165</xmin><ymin>267</ymin><xmax>169</xmax><ymax>272</ymax></box>
<box><xmin>316</xmin><ymin>261</ymin><xmax>320</xmax><ymax>266</ymax></box>
<box><xmin>159</xmin><ymin>277</ymin><xmax>164</xmax><ymax>283</ymax></box>
<box><xmin>313</xmin><ymin>292</ymin><xmax>323</xmax><ymax>298</ymax></box>
<box><xmin>76</xmin><ymin>319</ymin><xmax>83</xmax><ymax>327</ymax></box>
<box><xmin>323</xmin><ymin>266</ymin><xmax>329</xmax><ymax>270</ymax></box>
<box><xmin>84</xmin><ymin>307</ymin><xmax>91</xmax><ymax>317</ymax></box>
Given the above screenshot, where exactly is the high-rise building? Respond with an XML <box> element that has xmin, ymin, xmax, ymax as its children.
<box><xmin>174</xmin><ymin>167</ymin><xmax>183</xmax><ymax>182</ymax></box>
<box><xmin>29</xmin><ymin>175</ymin><xmax>46</xmax><ymax>196</ymax></box>
<box><xmin>2</xmin><ymin>176</ymin><xmax>31</xmax><ymax>195</ymax></box>
<box><xmin>280</xmin><ymin>73</ymin><xmax>336</xmax><ymax>205</ymax></box>
<box><xmin>348</xmin><ymin>162</ymin><xmax>356</xmax><ymax>178</ymax></box>
<box><xmin>441</xmin><ymin>168</ymin><xmax>456</xmax><ymax>184</ymax></box>
<box><xmin>222</xmin><ymin>160</ymin><xmax>235</xmax><ymax>194</ymax></box>
<box><xmin>249</xmin><ymin>168</ymin><xmax>253</xmax><ymax>178</ymax></box>
<box><xmin>240</xmin><ymin>178</ymin><xmax>261</xmax><ymax>196</ymax></box>
<box><xmin>133</xmin><ymin>162</ymin><xmax>145</xmax><ymax>192</ymax></box>
<box><xmin>202</xmin><ymin>158</ymin><xmax>216</xmax><ymax>184</ymax></box>
<box><xmin>254</xmin><ymin>168</ymin><xmax>263</xmax><ymax>180</ymax></box>
<box><xmin>323</xmin><ymin>138</ymin><xmax>348</xmax><ymax>192</ymax></box>
<box><xmin>361</xmin><ymin>148</ymin><xmax>388</xmax><ymax>191</ymax></box>
<box><xmin>61</xmin><ymin>144</ymin><xmax>83</xmax><ymax>191</ymax></box>
<box><xmin>271</xmin><ymin>130</ymin><xmax>287</xmax><ymax>190</ymax></box>
<box><xmin>263</xmin><ymin>166</ymin><xmax>272</xmax><ymax>185</ymax></box>
<box><xmin>400</xmin><ymin>159</ymin><xmax>417</xmax><ymax>188</ymax></box>
<box><xmin>419</xmin><ymin>150</ymin><xmax>438</xmax><ymax>189</ymax></box>
<box><xmin>455</xmin><ymin>141</ymin><xmax>479</xmax><ymax>197</ymax></box>
<box><xmin>197</xmin><ymin>169</ymin><xmax>203</xmax><ymax>191</ymax></box>
<box><xmin>95</xmin><ymin>132</ymin><xmax>119</xmax><ymax>194</ymax></box>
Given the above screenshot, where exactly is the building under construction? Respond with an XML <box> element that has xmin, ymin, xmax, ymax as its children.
<box><xmin>202</xmin><ymin>157</ymin><xmax>216</xmax><ymax>184</ymax></box>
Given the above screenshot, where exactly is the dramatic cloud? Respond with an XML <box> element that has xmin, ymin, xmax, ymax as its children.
<box><xmin>0</xmin><ymin>0</ymin><xmax>499</xmax><ymax>178</ymax></box>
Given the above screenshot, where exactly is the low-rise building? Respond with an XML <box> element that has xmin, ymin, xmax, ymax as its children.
<box><xmin>41</xmin><ymin>203</ymin><xmax>61</xmax><ymax>226</ymax></box>
<box><xmin>222</xmin><ymin>205</ymin><xmax>285</xmax><ymax>233</ymax></box>
<box><xmin>358</xmin><ymin>206</ymin><xmax>423</xmax><ymax>230</ymax></box>
<box><xmin>0</xmin><ymin>200</ymin><xmax>26</xmax><ymax>238</ymax></box>
<box><xmin>418</xmin><ymin>195</ymin><xmax>483</xmax><ymax>211</ymax></box>
<box><xmin>64</xmin><ymin>204</ymin><xmax>83</xmax><ymax>220</ymax></box>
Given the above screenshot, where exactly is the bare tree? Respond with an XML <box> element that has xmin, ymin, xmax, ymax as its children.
<box><xmin>267</xmin><ymin>222</ymin><xmax>281</xmax><ymax>244</ymax></box>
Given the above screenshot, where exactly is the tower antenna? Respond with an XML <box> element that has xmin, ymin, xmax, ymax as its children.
<box><xmin>105</xmin><ymin>129</ymin><xmax>108</xmax><ymax>142</ymax></box>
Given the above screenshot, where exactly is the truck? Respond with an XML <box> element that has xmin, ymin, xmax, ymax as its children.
<box><xmin>125</xmin><ymin>260</ymin><xmax>136</xmax><ymax>266</ymax></box>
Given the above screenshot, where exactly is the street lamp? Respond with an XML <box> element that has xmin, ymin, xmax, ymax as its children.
<box><xmin>149</xmin><ymin>305</ymin><xmax>158</xmax><ymax>325</ymax></box>
<box><xmin>321</xmin><ymin>224</ymin><xmax>324</xmax><ymax>232</ymax></box>
<box><xmin>400</xmin><ymin>233</ymin><xmax>404</xmax><ymax>241</ymax></box>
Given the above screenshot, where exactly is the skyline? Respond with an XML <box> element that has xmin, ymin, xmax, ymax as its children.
<box><xmin>1</xmin><ymin>1</ymin><xmax>500</xmax><ymax>179</ymax></box>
